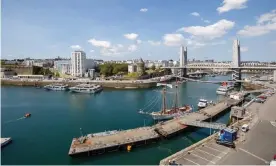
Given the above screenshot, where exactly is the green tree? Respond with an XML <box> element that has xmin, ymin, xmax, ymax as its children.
<box><xmin>151</xmin><ymin>65</ymin><xmax>156</xmax><ymax>70</ymax></box>
<box><xmin>100</xmin><ymin>63</ymin><xmax>128</xmax><ymax>76</ymax></box>
<box><xmin>55</xmin><ymin>72</ymin><xmax>60</xmax><ymax>77</ymax></box>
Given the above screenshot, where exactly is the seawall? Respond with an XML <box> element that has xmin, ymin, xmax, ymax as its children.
<box><xmin>1</xmin><ymin>80</ymin><xmax>157</xmax><ymax>89</ymax></box>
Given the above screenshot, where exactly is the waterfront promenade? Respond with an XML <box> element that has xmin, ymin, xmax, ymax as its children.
<box><xmin>159</xmin><ymin>91</ymin><xmax>276</xmax><ymax>165</ymax></box>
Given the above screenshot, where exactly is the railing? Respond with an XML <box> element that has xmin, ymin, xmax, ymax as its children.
<box><xmin>178</xmin><ymin>120</ymin><xmax>226</xmax><ymax>130</ymax></box>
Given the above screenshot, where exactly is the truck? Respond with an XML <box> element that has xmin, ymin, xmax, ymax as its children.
<box><xmin>216</xmin><ymin>127</ymin><xmax>237</xmax><ymax>148</ymax></box>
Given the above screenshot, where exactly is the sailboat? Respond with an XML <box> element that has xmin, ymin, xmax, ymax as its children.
<box><xmin>149</xmin><ymin>83</ymin><xmax>193</xmax><ymax>120</ymax></box>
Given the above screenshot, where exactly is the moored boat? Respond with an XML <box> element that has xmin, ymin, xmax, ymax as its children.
<box><xmin>216</xmin><ymin>82</ymin><xmax>234</xmax><ymax>95</ymax></box>
<box><xmin>1</xmin><ymin>137</ymin><xmax>12</xmax><ymax>147</ymax></box>
<box><xmin>149</xmin><ymin>83</ymin><xmax>193</xmax><ymax>120</ymax></box>
<box><xmin>69</xmin><ymin>84</ymin><xmax>103</xmax><ymax>94</ymax></box>
<box><xmin>44</xmin><ymin>84</ymin><xmax>69</xmax><ymax>91</ymax></box>
<box><xmin>197</xmin><ymin>99</ymin><xmax>208</xmax><ymax>109</ymax></box>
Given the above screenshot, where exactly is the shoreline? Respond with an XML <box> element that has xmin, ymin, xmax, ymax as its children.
<box><xmin>1</xmin><ymin>79</ymin><xmax>160</xmax><ymax>89</ymax></box>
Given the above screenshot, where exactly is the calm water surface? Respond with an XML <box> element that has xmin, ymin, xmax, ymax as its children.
<box><xmin>1</xmin><ymin>76</ymin><xmax>233</xmax><ymax>165</ymax></box>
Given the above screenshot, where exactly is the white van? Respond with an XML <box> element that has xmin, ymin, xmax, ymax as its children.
<box><xmin>241</xmin><ymin>124</ymin><xmax>249</xmax><ymax>132</ymax></box>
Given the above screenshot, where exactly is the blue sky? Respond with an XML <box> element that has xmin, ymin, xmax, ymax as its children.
<box><xmin>2</xmin><ymin>0</ymin><xmax>276</xmax><ymax>61</ymax></box>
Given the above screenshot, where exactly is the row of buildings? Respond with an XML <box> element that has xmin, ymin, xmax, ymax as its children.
<box><xmin>54</xmin><ymin>50</ymin><xmax>98</xmax><ymax>78</ymax></box>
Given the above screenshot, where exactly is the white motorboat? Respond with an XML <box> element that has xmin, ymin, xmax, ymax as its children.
<box><xmin>216</xmin><ymin>85</ymin><xmax>234</xmax><ymax>95</ymax></box>
<box><xmin>197</xmin><ymin>99</ymin><xmax>208</xmax><ymax>109</ymax></box>
<box><xmin>44</xmin><ymin>84</ymin><xmax>69</xmax><ymax>91</ymax></box>
<box><xmin>69</xmin><ymin>84</ymin><xmax>103</xmax><ymax>94</ymax></box>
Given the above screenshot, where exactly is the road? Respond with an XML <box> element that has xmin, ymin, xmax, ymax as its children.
<box><xmin>217</xmin><ymin>93</ymin><xmax>276</xmax><ymax>165</ymax></box>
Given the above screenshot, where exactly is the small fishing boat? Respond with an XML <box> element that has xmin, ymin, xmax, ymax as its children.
<box><xmin>24</xmin><ymin>113</ymin><xmax>31</xmax><ymax>118</ymax></box>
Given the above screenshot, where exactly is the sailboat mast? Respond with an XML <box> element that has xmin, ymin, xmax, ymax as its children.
<box><xmin>162</xmin><ymin>87</ymin><xmax>166</xmax><ymax>114</ymax></box>
<box><xmin>174</xmin><ymin>84</ymin><xmax>178</xmax><ymax>111</ymax></box>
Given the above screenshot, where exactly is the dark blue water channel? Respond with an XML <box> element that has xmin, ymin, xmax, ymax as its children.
<box><xmin>1</xmin><ymin>75</ymin><xmax>233</xmax><ymax>165</ymax></box>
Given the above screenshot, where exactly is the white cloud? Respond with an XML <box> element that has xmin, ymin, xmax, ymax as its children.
<box><xmin>178</xmin><ymin>19</ymin><xmax>235</xmax><ymax>40</ymax></box>
<box><xmin>190</xmin><ymin>12</ymin><xmax>200</xmax><ymax>17</ymax></box>
<box><xmin>100</xmin><ymin>43</ymin><xmax>139</xmax><ymax>56</ymax></box>
<box><xmin>128</xmin><ymin>45</ymin><xmax>138</xmax><ymax>52</ymax></box>
<box><xmin>136</xmin><ymin>40</ymin><xmax>142</xmax><ymax>44</ymax></box>
<box><xmin>240</xmin><ymin>47</ymin><xmax>248</xmax><ymax>52</ymax></box>
<box><xmin>217</xmin><ymin>0</ymin><xmax>248</xmax><ymax>14</ymax></box>
<box><xmin>140</xmin><ymin>8</ymin><xmax>148</xmax><ymax>12</ymax></box>
<box><xmin>124</xmin><ymin>33</ymin><xmax>139</xmax><ymax>40</ymax></box>
<box><xmin>163</xmin><ymin>34</ymin><xmax>185</xmax><ymax>46</ymax></box>
<box><xmin>238</xmin><ymin>10</ymin><xmax>276</xmax><ymax>37</ymax></box>
<box><xmin>257</xmin><ymin>9</ymin><xmax>276</xmax><ymax>24</ymax></box>
<box><xmin>88</xmin><ymin>38</ymin><xmax>111</xmax><ymax>48</ymax></box>
<box><xmin>204</xmin><ymin>20</ymin><xmax>211</xmax><ymax>23</ymax></box>
<box><xmin>90</xmin><ymin>50</ymin><xmax>95</xmax><ymax>53</ymax></box>
<box><xmin>70</xmin><ymin>45</ymin><xmax>82</xmax><ymax>49</ymax></box>
<box><xmin>148</xmin><ymin>40</ymin><xmax>161</xmax><ymax>46</ymax></box>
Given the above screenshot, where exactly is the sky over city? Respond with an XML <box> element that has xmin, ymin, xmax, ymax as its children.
<box><xmin>2</xmin><ymin>0</ymin><xmax>276</xmax><ymax>61</ymax></box>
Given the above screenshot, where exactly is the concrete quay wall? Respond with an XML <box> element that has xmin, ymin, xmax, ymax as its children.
<box><xmin>1</xmin><ymin>79</ymin><xmax>157</xmax><ymax>89</ymax></box>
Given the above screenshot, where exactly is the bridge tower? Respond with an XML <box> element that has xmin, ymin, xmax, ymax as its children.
<box><xmin>179</xmin><ymin>46</ymin><xmax>187</xmax><ymax>77</ymax></box>
<box><xmin>232</xmin><ymin>39</ymin><xmax>241</xmax><ymax>86</ymax></box>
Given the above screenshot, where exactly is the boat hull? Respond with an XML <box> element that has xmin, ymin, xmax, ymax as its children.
<box><xmin>70</xmin><ymin>88</ymin><xmax>102</xmax><ymax>94</ymax></box>
<box><xmin>216</xmin><ymin>90</ymin><xmax>227</xmax><ymax>95</ymax></box>
<box><xmin>44</xmin><ymin>87</ymin><xmax>69</xmax><ymax>91</ymax></box>
<box><xmin>151</xmin><ymin>107</ymin><xmax>193</xmax><ymax>120</ymax></box>
<box><xmin>1</xmin><ymin>138</ymin><xmax>12</xmax><ymax>147</ymax></box>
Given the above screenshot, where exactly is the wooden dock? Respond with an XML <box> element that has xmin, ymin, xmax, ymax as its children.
<box><xmin>68</xmin><ymin>98</ymin><xmax>243</xmax><ymax>156</ymax></box>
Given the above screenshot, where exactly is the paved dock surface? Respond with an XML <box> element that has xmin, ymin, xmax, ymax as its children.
<box><xmin>217</xmin><ymin>93</ymin><xmax>276</xmax><ymax>165</ymax></box>
<box><xmin>69</xmin><ymin>98</ymin><xmax>241</xmax><ymax>156</ymax></box>
<box><xmin>154</xmin><ymin>98</ymin><xmax>239</xmax><ymax>137</ymax></box>
<box><xmin>160</xmin><ymin>92</ymin><xmax>276</xmax><ymax>165</ymax></box>
<box><xmin>69</xmin><ymin>127</ymin><xmax>159</xmax><ymax>155</ymax></box>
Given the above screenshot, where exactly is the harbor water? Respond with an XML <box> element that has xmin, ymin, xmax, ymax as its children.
<box><xmin>1</xmin><ymin>75</ymin><xmax>233</xmax><ymax>165</ymax></box>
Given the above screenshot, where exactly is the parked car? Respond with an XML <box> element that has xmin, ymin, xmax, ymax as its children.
<box><xmin>258</xmin><ymin>95</ymin><xmax>267</xmax><ymax>99</ymax></box>
<box><xmin>254</xmin><ymin>98</ymin><xmax>265</xmax><ymax>103</ymax></box>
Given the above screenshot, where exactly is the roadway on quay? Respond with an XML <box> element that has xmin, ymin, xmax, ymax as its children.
<box><xmin>160</xmin><ymin>92</ymin><xmax>276</xmax><ymax>165</ymax></box>
<box><xmin>217</xmin><ymin>93</ymin><xmax>276</xmax><ymax>165</ymax></box>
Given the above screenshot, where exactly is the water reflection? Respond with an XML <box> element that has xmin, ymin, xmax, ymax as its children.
<box><xmin>68</xmin><ymin>93</ymin><xmax>93</xmax><ymax>110</ymax></box>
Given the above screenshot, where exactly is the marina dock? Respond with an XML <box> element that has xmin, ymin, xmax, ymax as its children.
<box><xmin>68</xmin><ymin>98</ymin><xmax>243</xmax><ymax>156</ymax></box>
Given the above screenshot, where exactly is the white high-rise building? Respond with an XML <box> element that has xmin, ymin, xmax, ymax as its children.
<box><xmin>232</xmin><ymin>39</ymin><xmax>241</xmax><ymax>68</ymax></box>
<box><xmin>71</xmin><ymin>50</ymin><xmax>86</xmax><ymax>77</ymax></box>
<box><xmin>179</xmin><ymin>46</ymin><xmax>187</xmax><ymax>76</ymax></box>
<box><xmin>179</xmin><ymin>46</ymin><xmax>187</xmax><ymax>67</ymax></box>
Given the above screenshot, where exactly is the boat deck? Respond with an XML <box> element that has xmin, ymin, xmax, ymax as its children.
<box><xmin>1</xmin><ymin>138</ymin><xmax>12</xmax><ymax>147</ymax></box>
